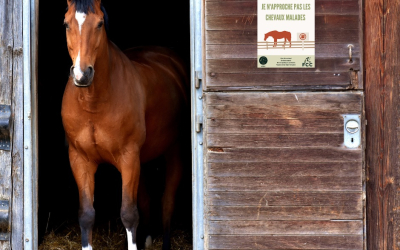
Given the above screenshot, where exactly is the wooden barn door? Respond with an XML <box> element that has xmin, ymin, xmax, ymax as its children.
<box><xmin>202</xmin><ymin>0</ymin><xmax>364</xmax><ymax>248</ymax></box>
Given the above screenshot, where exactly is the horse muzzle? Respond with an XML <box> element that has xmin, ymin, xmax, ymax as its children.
<box><xmin>70</xmin><ymin>66</ymin><xmax>95</xmax><ymax>87</ymax></box>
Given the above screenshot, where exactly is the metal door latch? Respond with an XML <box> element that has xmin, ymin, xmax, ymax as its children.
<box><xmin>0</xmin><ymin>105</ymin><xmax>11</xmax><ymax>151</ymax></box>
<box><xmin>343</xmin><ymin>114</ymin><xmax>361</xmax><ymax>148</ymax></box>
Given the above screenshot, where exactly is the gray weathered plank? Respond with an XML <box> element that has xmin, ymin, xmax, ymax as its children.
<box><xmin>205</xmin><ymin>92</ymin><xmax>362</xmax><ymax>106</ymax></box>
<box><xmin>207</xmin><ymin>148</ymin><xmax>362</xmax><ymax>163</ymax></box>
<box><xmin>205</xmin><ymin>73</ymin><xmax>351</xmax><ymax>89</ymax></box>
<box><xmin>207</xmin><ymin>191</ymin><xmax>362</xmax><ymax>207</ymax></box>
<box><xmin>207</xmin><ymin>119</ymin><xmax>343</xmax><ymax>134</ymax></box>
<box><xmin>207</xmin><ymin>162</ymin><xmax>361</xmax><ymax>177</ymax></box>
<box><xmin>208</xmin><ymin>205</ymin><xmax>362</xmax><ymax>220</ymax></box>
<box><xmin>209</xmin><ymin>220</ymin><xmax>363</xmax><ymax>235</ymax></box>
<box><xmin>208</xmin><ymin>235</ymin><xmax>363</xmax><ymax>249</ymax></box>
<box><xmin>11</xmin><ymin>0</ymin><xmax>24</xmax><ymax>248</ymax></box>
<box><xmin>208</xmin><ymin>176</ymin><xmax>362</xmax><ymax>191</ymax></box>
<box><xmin>207</xmin><ymin>133</ymin><xmax>344</xmax><ymax>147</ymax></box>
<box><xmin>0</xmin><ymin>0</ymin><xmax>16</xmax><ymax>247</ymax></box>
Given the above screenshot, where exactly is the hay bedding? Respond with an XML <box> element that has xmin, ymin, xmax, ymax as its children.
<box><xmin>39</xmin><ymin>221</ymin><xmax>192</xmax><ymax>250</ymax></box>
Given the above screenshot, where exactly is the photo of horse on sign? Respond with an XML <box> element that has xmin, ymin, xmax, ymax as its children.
<box><xmin>258</xmin><ymin>30</ymin><xmax>315</xmax><ymax>51</ymax></box>
<box><xmin>264</xmin><ymin>30</ymin><xmax>292</xmax><ymax>48</ymax></box>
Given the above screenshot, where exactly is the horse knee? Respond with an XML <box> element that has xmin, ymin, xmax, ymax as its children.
<box><xmin>78</xmin><ymin>207</ymin><xmax>95</xmax><ymax>229</ymax></box>
<box><xmin>121</xmin><ymin>204</ymin><xmax>140</xmax><ymax>230</ymax></box>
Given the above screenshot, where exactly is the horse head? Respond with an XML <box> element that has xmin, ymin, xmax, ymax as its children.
<box><xmin>64</xmin><ymin>0</ymin><xmax>108</xmax><ymax>87</ymax></box>
<box><xmin>264</xmin><ymin>32</ymin><xmax>270</xmax><ymax>41</ymax></box>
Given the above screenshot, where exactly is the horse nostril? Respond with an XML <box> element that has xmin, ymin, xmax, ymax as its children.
<box><xmin>86</xmin><ymin>66</ymin><xmax>94</xmax><ymax>79</ymax></box>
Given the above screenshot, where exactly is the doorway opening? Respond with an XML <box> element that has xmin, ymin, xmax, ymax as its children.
<box><xmin>37</xmin><ymin>0</ymin><xmax>192</xmax><ymax>248</ymax></box>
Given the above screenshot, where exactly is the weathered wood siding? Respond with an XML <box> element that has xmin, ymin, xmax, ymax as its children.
<box><xmin>0</xmin><ymin>0</ymin><xmax>24</xmax><ymax>249</ymax></box>
<box><xmin>364</xmin><ymin>0</ymin><xmax>400</xmax><ymax>248</ymax></box>
<box><xmin>204</xmin><ymin>0</ymin><xmax>363</xmax><ymax>90</ymax></box>
<box><xmin>204</xmin><ymin>92</ymin><xmax>364</xmax><ymax>249</ymax></box>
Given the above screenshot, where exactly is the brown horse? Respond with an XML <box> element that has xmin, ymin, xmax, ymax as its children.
<box><xmin>264</xmin><ymin>30</ymin><xmax>292</xmax><ymax>48</ymax></box>
<box><xmin>61</xmin><ymin>0</ymin><xmax>188</xmax><ymax>249</ymax></box>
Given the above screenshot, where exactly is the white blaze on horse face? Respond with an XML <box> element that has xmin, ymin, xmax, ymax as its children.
<box><xmin>82</xmin><ymin>244</ymin><xmax>92</xmax><ymax>250</ymax></box>
<box><xmin>74</xmin><ymin>51</ymin><xmax>84</xmax><ymax>81</ymax></box>
<box><xmin>75</xmin><ymin>11</ymin><xmax>86</xmax><ymax>34</ymax></box>
<box><xmin>73</xmin><ymin>11</ymin><xmax>86</xmax><ymax>82</ymax></box>
<box><xmin>126</xmin><ymin>229</ymin><xmax>138</xmax><ymax>250</ymax></box>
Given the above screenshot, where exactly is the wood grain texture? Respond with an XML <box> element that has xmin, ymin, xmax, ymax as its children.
<box><xmin>207</xmin><ymin>162</ymin><xmax>361</xmax><ymax>177</ymax></box>
<box><xmin>207</xmin><ymin>119</ymin><xmax>343</xmax><ymax>134</ymax></box>
<box><xmin>207</xmin><ymin>148</ymin><xmax>362</xmax><ymax>163</ymax></box>
<box><xmin>207</xmin><ymin>133</ymin><xmax>344</xmax><ymax>147</ymax></box>
<box><xmin>11</xmin><ymin>0</ymin><xmax>24</xmax><ymax>248</ymax></box>
<box><xmin>208</xmin><ymin>175</ymin><xmax>362</xmax><ymax>191</ymax></box>
<box><xmin>207</xmin><ymin>191</ymin><xmax>362</xmax><ymax>207</ymax></box>
<box><xmin>208</xmin><ymin>205</ymin><xmax>362</xmax><ymax>220</ymax></box>
<box><xmin>208</xmin><ymin>235</ymin><xmax>363</xmax><ymax>249</ymax></box>
<box><xmin>209</xmin><ymin>220</ymin><xmax>363</xmax><ymax>235</ymax></box>
<box><xmin>365</xmin><ymin>0</ymin><xmax>400</xmax><ymax>248</ymax></box>
<box><xmin>204</xmin><ymin>92</ymin><xmax>364</xmax><ymax>249</ymax></box>
<box><xmin>0</xmin><ymin>0</ymin><xmax>20</xmax><ymax>248</ymax></box>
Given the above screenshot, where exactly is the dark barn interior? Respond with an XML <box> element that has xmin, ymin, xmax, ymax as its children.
<box><xmin>37</xmin><ymin>0</ymin><xmax>191</xmax><ymax>247</ymax></box>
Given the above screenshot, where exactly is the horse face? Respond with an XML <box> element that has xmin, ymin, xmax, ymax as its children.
<box><xmin>65</xmin><ymin>0</ymin><xmax>105</xmax><ymax>87</ymax></box>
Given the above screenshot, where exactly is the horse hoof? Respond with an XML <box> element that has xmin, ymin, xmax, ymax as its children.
<box><xmin>145</xmin><ymin>235</ymin><xmax>152</xmax><ymax>249</ymax></box>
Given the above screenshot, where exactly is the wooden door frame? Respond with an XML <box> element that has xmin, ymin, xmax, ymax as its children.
<box><xmin>365</xmin><ymin>0</ymin><xmax>400</xmax><ymax>249</ymax></box>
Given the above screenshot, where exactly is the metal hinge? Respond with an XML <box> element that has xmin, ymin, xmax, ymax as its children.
<box><xmin>195</xmin><ymin>71</ymin><xmax>202</xmax><ymax>89</ymax></box>
<box><xmin>0</xmin><ymin>105</ymin><xmax>11</xmax><ymax>151</ymax></box>
<box><xmin>195</xmin><ymin>71</ymin><xmax>203</xmax><ymax>133</ymax></box>
<box><xmin>196</xmin><ymin>114</ymin><xmax>203</xmax><ymax>133</ymax></box>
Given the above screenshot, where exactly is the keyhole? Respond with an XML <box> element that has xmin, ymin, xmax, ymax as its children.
<box><xmin>351</xmin><ymin>138</ymin><xmax>354</xmax><ymax>143</ymax></box>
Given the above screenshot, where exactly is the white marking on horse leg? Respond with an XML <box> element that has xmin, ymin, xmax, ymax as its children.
<box><xmin>82</xmin><ymin>244</ymin><xmax>92</xmax><ymax>250</ymax></box>
<box><xmin>145</xmin><ymin>235</ymin><xmax>152</xmax><ymax>249</ymax></box>
<box><xmin>75</xmin><ymin>11</ymin><xmax>87</xmax><ymax>34</ymax></box>
<box><xmin>73</xmin><ymin>51</ymin><xmax>84</xmax><ymax>81</ymax></box>
<box><xmin>126</xmin><ymin>229</ymin><xmax>137</xmax><ymax>250</ymax></box>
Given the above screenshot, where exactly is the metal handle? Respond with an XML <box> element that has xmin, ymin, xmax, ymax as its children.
<box><xmin>348</xmin><ymin>44</ymin><xmax>354</xmax><ymax>63</ymax></box>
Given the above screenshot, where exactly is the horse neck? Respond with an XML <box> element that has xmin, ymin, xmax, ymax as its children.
<box><xmin>75</xmin><ymin>37</ymin><xmax>113</xmax><ymax>105</ymax></box>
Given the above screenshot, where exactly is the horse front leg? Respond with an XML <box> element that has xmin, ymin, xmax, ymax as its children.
<box><xmin>69</xmin><ymin>148</ymin><xmax>98</xmax><ymax>250</ymax></box>
<box><xmin>118</xmin><ymin>148</ymin><xmax>141</xmax><ymax>250</ymax></box>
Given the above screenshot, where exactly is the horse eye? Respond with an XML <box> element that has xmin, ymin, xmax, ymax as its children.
<box><xmin>64</xmin><ymin>22</ymin><xmax>70</xmax><ymax>29</ymax></box>
<box><xmin>97</xmin><ymin>21</ymin><xmax>104</xmax><ymax>29</ymax></box>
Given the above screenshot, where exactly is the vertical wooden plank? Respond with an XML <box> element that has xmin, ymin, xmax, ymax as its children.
<box><xmin>11</xmin><ymin>0</ymin><xmax>24</xmax><ymax>248</ymax></box>
<box><xmin>365</xmin><ymin>0</ymin><xmax>400</xmax><ymax>248</ymax></box>
<box><xmin>382</xmin><ymin>0</ymin><xmax>400</xmax><ymax>249</ymax></box>
<box><xmin>364</xmin><ymin>0</ymin><xmax>383</xmax><ymax>248</ymax></box>
<box><xmin>0</xmin><ymin>0</ymin><xmax>15</xmax><ymax>248</ymax></box>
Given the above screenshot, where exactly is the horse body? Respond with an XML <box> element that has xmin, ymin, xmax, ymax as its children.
<box><xmin>61</xmin><ymin>1</ymin><xmax>188</xmax><ymax>249</ymax></box>
<box><xmin>264</xmin><ymin>30</ymin><xmax>292</xmax><ymax>47</ymax></box>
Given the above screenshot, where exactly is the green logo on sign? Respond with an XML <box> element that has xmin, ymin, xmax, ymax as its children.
<box><xmin>302</xmin><ymin>57</ymin><xmax>313</xmax><ymax>67</ymax></box>
<box><xmin>259</xmin><ymin>56</ymin><xmax>268</xmax><ymax>65</ymax></box>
